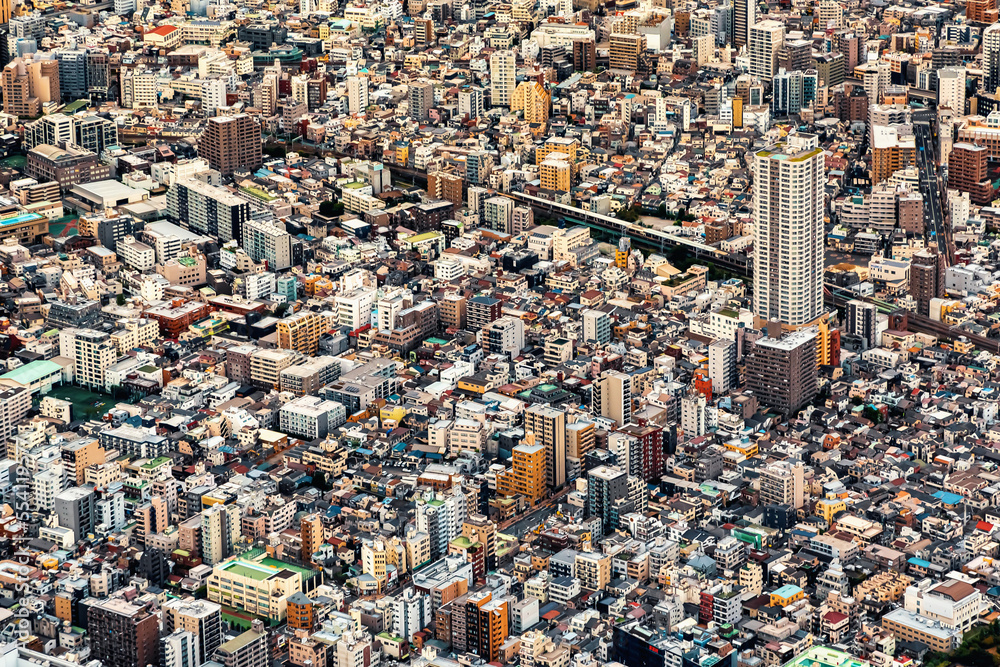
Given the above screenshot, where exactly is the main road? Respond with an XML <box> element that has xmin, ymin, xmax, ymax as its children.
<box><xmin>912</xmin><ymin>112</ymin><xmax>950</xmax><ymax>262</ymax></box>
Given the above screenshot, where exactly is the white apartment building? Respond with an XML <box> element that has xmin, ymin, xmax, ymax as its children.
<box><xmin>70</xmin><ymin>329</ymin><xmax>118</xmax><ymax>391</ymax></box>
<box><xmin>279</xmin><ymin>395</ymin><xmax>347</xmax><ymax>440</ymax></box>
<box><xmin>483</xmin><ymin>196</ymin><xmax>514</xmax><ymax>233</ymax></box>
<box><xmin>242</xmin><ymin>219</ymin><xmax>292</xmax><ymax>271</ymax></box>
<box><xmin>749</xmin><ymin>20</ymin><xmax>784</xmax><ymax>82</ymax></box>
<box><xmin>201</xmin><ymin>503</ymin><xmax>240</xmax><ymax>565</ymax></box>
<box><xmin>434</xmin><ymin>258</ymin><xmax>466</xmax><ymax>281</ymax></box>
<box><xmin>937</xmin><ymin>67</ymin><xmax>966</xmax><ymax>114</ymax></box>
<box><xmin>347</xmin><ymin>76</ymin><xmax>369</xmax><ymax>114</ymax></box>
<box><xmin>336</xmin><ymin>287</ymin><xmax>376</xmax><ymax>331</ymax></box>
<box><xmin>117</xmin><ymin>235</ymin><xmax>156</xmax><ymax>271</ymax></box>
<box><xmin>752</xmin><ymin>133</ymin><xmax>824</xmax><ymax>326</ymax></box>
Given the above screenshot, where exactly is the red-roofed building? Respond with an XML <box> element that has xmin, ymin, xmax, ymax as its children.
<box><xmin>821</xmin><ymin>611</ymin><xmax>850</xmax><ymax>642</ymax></box>
<box><xmin>144</xmin><ymin>24</ymin><xmax>181</xmax><ymax>48</ymax></box>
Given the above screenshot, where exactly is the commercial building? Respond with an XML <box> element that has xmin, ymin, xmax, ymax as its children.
<box><xmin>2</xmin><ymin>56</ymin><xmax>60</xmax><ymax>117</ymax></box>
<box><xmin>87</xmin><ymin>598</ymin><xmax>160</xmax><ymax>667</ymax></box>
<box><xmin>948</xmin><ymin>142</ymin><xmax>995</xmax><ymax>204</ymax></box>
<box><xmin>745</xmin><ymin>329</ymin><xmax>818</xmax><ymax>414</ymax></box>
<box><xmin>26</xmin><ymin>144</ymin><xmax>110</xmax><ymax>192</ymax></box>
<box><xmin>198</xmin><ymin>115</ymin><xmax>262</xmax><ymax>176</ymax></box>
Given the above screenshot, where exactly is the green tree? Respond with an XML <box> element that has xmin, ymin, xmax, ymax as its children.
<box><xmin>319</xmin><ymin>200</ymin><xmax>337</xmax><ymax>216</ymax></box>
<box><xmin>616</xmin><ymin>206</ymin><xmax>640</xmax><ymax>223</ymax></box>
<box><xmin>312</xmin><ymin>471</ymin><xmax>330</xmax><ymax>491</ymax></box>
<box><xmin>862</xmin><ymin>405</ymin><xmax>882</xmax><ymax>424</ymax></box>
<box><xmin>116</xmin><ymin>293</ymin><xmax>126</xmax><ymax>306</ymax></box>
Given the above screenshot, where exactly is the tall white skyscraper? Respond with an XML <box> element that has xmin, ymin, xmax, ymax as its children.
<box><xmin>490</xmin><ymin>50</ymin><xmax>516</xmax><ymax>107</ymax></box>
<box><xmin>749</xmin><ymin>20</ymin><xmax>785</xmax><ymax>82</ymax></box>
<box><xmin>347</xmin><ymin>76</ymin><xmax>369</xmax><ymax>114</ymax></box>
<box><xmin>985</xmin><ymin>22</ymin><xmax>1000</xmax><ymax>95</ymax></box>
<box><xmin>752</xmin><ymin>133</ymin><xmax>825</xmax><ymax>327</ymax></box>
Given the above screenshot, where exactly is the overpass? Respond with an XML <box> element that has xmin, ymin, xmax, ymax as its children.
<box><xmin>503</xmin><ymin>190</ymin><xmax>752</xmax><ymax>277</ymax></box>
<box><xmin>374</xmin><ymin>161</ymin><xmax>753</xmax><ymax>278</ymax></box>
<box><xmin>841</xmin><ymin>77</ymin><xmax>937</xmax><ymax>103</ymax></box>
<box><xmin>824</xmin><ymin>284</ymin><xmax>1000</xmax><ymax>353</ymax></box>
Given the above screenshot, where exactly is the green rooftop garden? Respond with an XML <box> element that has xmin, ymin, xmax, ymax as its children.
<box><xmin>240</xmin><ymin>186</ymin><xmax>277</xmax><ymax>202</ymax></box>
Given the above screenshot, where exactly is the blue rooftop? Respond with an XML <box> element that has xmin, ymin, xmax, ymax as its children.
<box><xmin>772</xmin><ymin>584</ymin><xmax>803</xmax><ymax>598</ymax></box>
<box><xmin>933</xmin><ymin>490</ymin><xmax>963</xmax><ymax>505</ymax></box>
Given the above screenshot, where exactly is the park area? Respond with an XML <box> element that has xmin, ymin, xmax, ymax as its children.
<box><xmin>44</xmin><ymin>385</ymin><xmax>116</xmax><ymax>420</ymax></box>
